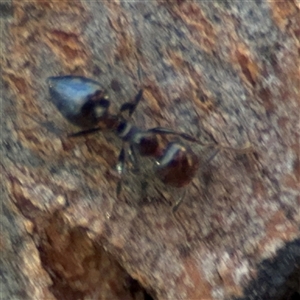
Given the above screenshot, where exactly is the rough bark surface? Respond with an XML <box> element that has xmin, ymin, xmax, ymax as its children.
<box><xmin>2</xmin><ymin>1</ymin><xmax>299</xmax><ymax>300</ymax></box>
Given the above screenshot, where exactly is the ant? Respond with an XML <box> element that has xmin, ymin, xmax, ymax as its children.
<box><xmin>47</xmin><ymin>72</ymin><xmax>251</xmax><ymax>213</ymax></box>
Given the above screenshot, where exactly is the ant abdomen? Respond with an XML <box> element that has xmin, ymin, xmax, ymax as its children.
<box><xmin>155</xmin><ymin>142</ymin><xmax>199</xmax><ymax>188</ymax></box>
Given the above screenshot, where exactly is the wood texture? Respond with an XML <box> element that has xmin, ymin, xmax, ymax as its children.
<box><xmin>2</xmin><ymin>1</ymin><xmax>299</xmax><ymax>299</ymax></box>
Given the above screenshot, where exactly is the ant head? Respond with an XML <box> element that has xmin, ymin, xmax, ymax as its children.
<box><xmin>47</xmin><ymin>75</ymin><xmax>110</xmax><ymax>128</ymax></box>
<box><xmin>156</xmin><ymin>142</ymin><xmax>199</xmax><ymax>187</ymax></box>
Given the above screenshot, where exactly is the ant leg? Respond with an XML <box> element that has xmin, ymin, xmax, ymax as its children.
<box><xmin>147</xmin><ymin>126</ymin><xmax>252</xmax><ymax>148</ymax></box>
<box><xmin>128</xmin><ymin>144</ymin><xmax>140</xmax><ymax>172</ymax></box>
<box><xmin>149</xmin><ymin>127</ymin><xmax>253</xmax><ymax>154</ymax></box>
<box><xmin>120</xmin><ymin>53</ymin><xmax>144</xmax><ymax>117</ymax></box>
<box><xmin>116</xmin><ymin>146</ymin><xmax>126</xmax><ymax>196</ymax></box>
<box><xmin>214</xmin><ymin>143</ymin><xmax>253</xmax><ymax>156</ymax></box>
<box><xmin>147</xmin><ymin>127</ymin><xmax>215</xmax><ymax>146</ymax></box>
<box><xmin>172</xmin><ymin>188</ymin><xmax>187</xmax><ymax>213</ymax></box>
<box><xmin>199</xmin><ymin>143</ymin><xmax>252</xmax><ymax>174</ymax></box>
<box><xmin>120</xmin><ymin>89</ymin><xmax>143</xmax><ymax>117</ymax></box>
<box><xmin>148</xmin><ymin>127</ymin><xmax>197</xmax><ymax>142</ymax></box>
<box><xmin>68</xmin><ymin>127</ymin><xmax>102</xmax><ymax>137</ymax></box>
<box><xmin>203</xmin><ymin>147</ymin><xmax>221</xmax><ymax>167</ymax></box>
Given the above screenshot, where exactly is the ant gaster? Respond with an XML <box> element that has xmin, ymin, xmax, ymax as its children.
<box><xmin>47</xmin><ymin>75</ymin><xmax>250</xmax><ymax>212</ymax></box>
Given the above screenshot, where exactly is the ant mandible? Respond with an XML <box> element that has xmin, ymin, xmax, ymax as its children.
<box><xmin>47</xmin><ymin>68</ymin><xmax>251</xmax><ymax>213</ymax></box>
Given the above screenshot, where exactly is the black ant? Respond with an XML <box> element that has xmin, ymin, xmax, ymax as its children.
<box><xmin>47</xmin><ymin>74</ymin><xmax>251</xmax><ymax>213</ymax></box>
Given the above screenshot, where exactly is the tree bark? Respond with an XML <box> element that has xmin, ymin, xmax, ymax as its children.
<box><xmin>2</xmin><ymin>1</ymin><xmax>299</xmax><ymax>299</ymax></box>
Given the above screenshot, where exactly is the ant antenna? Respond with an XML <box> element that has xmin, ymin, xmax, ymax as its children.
<box><xmin>119</xmin><ymin>52</ymin><xmax>144</xmax><ymax>118</ymax></box>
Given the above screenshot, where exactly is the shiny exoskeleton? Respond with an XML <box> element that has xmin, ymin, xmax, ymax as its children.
<box><xmin>47</xmin><ymin>75</ymin><xmax>247</xmax><ymax>212</ymax></box>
